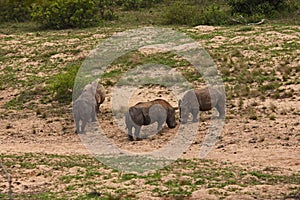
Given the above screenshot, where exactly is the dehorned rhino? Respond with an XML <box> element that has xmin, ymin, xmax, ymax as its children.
<box><xmin>73</xmin><ymin>80</ymin><xmax>105</xmax><ymax>134</ymax></box>
<box><xmin>125</xmin><ymin>99</ymin><xmax>177</xmax><ymax>141</ymax></box>
<box><xmin>179</xmin><ymin>87</ymin><xmax>225</xmax><ymax>123</ymax></box>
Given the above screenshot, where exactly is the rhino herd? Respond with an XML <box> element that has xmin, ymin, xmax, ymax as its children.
<box><xmin>73</xmin><ymin>80</ymin><xmax>225</xmax><ymax>141</ymax></box>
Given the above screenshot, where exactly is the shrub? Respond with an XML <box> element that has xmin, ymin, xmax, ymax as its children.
<box><xmin>163</xmin><ymin>1</ymin><xmax>230</xmax><ymax>26</ymax></box>
<box><xmin>47</xmin><ymin>64</ymin><xmax>80</xmax><ymax>104</ymax></box>
<box><xmin>198</xmin><ymin>4</ymin><xmax>230</xmax><ymax>25</ymax></box>
<box><xmin>162</xmin><ymin>1</ymin><xmax>199</xmax><ymax>26</ymax></box>
<box><xmin>31</xmin><ymin>0</ymin><xmax>100</xmax><ymax>29</ymax></box>
<box><xmin>116</xmin><ymin>0</ymin><xmax>163</xmax><ymax>11</ymax></box>
<box><xmin>97</xmin><ymin>0</ymin><xmax>118</xmax><ymax>20</ymax></box>
<box><xmin>122</xmin><ymin>0</ymin><xmax>141</xmax><ymax>10</ymax></box>
<box><xmin>119</xmin><ymin>0</ymin><xmax>162</xmax><ymax>11</ymax></box>
<box><xmin>139</xmin><ymin>0</ymin><xmax>162</xmax><ymax>8</ymax></box>
<box><xmin>226</xmin><ymin>0</ymin><xmax>292</xmax><ymax>17</ymax></box>
<box><xmin>0</xmin><ymin>0</ymin><xmax>36</xmax><ymax>22</ymax></box>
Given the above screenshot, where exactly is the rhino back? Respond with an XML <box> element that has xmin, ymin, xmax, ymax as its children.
<box><xmin>195</xmin><ymin>87</ymin><xmax>225</xmax><ymax>111</ymax></box>
<box><xmin>152</xmin><ymin>99</ymin><xmax>172</xmax><ymax>109</ymax></box>
<box><xmin>149</xmin><ymin>104</ymin><xmax>167</xmax><ymax>123</ymax></box>
<box><xmin>130</xmin><ymin>99</ymin><xmax>171</xmax><ymax>126</ymax></box>
<box><xmin>195</xmin><ymin>88</ymin><xmax>211</xmax><ymax>111</ymax></box>
<box><xmin>183</xmin><ymin>90</ymin><xmax>199</xmax><ymax>109</ymax></box>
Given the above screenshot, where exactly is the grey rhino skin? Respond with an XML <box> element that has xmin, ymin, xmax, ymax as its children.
<box><xmin>179</xmin><ymin>87</ymin><xmax>225</xmax><ymax>123</ymax></box>
<box><xmin>73</xmin><ymin>81</ymin><xmax>104</xmax><ymax>134</ymax></box>
<box><xmin>95</xmin><ymin>84</ymin><xmax>106</xmax><ymax>113</ymax></box>
<box><xmin>125</xmin><ymin>99</ymin><xmax>177</xmax><ymax>141</ymax></box>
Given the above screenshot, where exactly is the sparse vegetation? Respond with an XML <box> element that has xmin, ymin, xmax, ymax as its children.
<box><xmin>46</xmin><ymin>62</ymin><xmax>81</xmax><ymax>103</ymax></box>
<box><xmin>0</xmin><ymin>0</ymin><xmax>299</xmax><ymax>199</ymax></box>
<box><xmin>0</xmin><ymin>153</ymin><xmax>299</xmax><ymax>199</ymax></box>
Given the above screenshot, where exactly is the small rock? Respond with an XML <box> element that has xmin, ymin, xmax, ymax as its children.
<box><xmin>6</xmin><ymin>124</ymin><xmax>13</xmax><ymax>129</ymax></box>
<box><xmin>249</xmin><ymin>138</ymin><xmax>257</xmax><ymax>143</ymax></box>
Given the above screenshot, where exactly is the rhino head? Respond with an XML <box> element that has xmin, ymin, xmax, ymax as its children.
<box><xmin>166</xmin><ymin>107</ymin><xmax>177</xmax><ymax>128</ymax></box>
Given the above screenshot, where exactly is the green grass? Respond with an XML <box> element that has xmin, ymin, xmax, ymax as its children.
<box><xmin>0</xmin><ymin>153</ymin><xmax>299</xmax><ymax>199</ymax></box>
<box><xmin>1</xmin><ymin>20</ymin><xmax>299</xmax><ymax>112</ymax></box>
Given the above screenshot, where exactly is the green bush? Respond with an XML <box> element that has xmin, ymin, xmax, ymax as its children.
<box><xmin>31</xmin><ymin>0</ymin><xmax>100</xmax><ymax>29</ymax></box>
<box><xmin>47</xmin><ymin>64</ymin><xmax>80</xmax><ymax>104</ymax></box>
<box><xmin>118</xmin><ymin>0</ymin><xmax>162</xmax><ymax>11</ymax></box>
<box><xmin>0</xmin><ymin>0</ymin><xmax>36</xmax><ymax>22</ymax></box>
<box><xmin>226</xmin><ymin>0</ymin><xmax>289</xmax><ymax>17</ymax></box>
<box><xmin>97</xmin><ymin>0</ymin><xmax>118</xmax><ymax>20</ymax></box>
<box><xmin>122</xmin><ymin>0</ymin><xmax>141</xmax><ymax>10</ymax></box>
<box><xmin>162</xmin><ymin>1</ymin><xmax>199</xmax><ymax>26</ymax></box>
<box><xmin>198</xmin><ymin>4</ymin><xmax>230</xmax><ymax>25</ymax></box>
<box><xmin>163</xmin><ymin>1</ymin><xmax>230</xmax><ymax>26</ymax></box>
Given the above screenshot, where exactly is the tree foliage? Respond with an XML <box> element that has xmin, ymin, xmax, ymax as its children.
<box><xmin>0</xmin><ymin>0</ymin><xmax>299</xmax><ymax>27</ymax></box>
<box><xmin>227</xmin><ymin>0</ymin><xmax>292</xmax><ymax>17</ymax></box>
<box><xmin>116</xmin><ymin>0</ymin><xmax>162</xmax><ymax>10</ymax></box>
<box><xmin>163</xmin><ymin>1</ymin><xmax>230</xmax><ymax>26</ymax></box>
<box><xmin>31</xmin><ymin>0</ymin><xmax>100</xmax><ymax>29</ymax></box>
<box><xmin>0</xmin><ymin>0</ymin><xmax>36</xmax><ymax>22</ymax></box>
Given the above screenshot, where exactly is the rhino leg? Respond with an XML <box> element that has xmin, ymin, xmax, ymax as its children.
<box><xmin>157</xmin><ymin>121</ymin><xmax>164</xmax><ymax>134</ymax></box>
<box><xmin>95</xmin><ymin>104</ymin><xmax>100</xmax><ymax>113</ymax></box>
<box><xmin>125</xmin><ymin>112</ymin><xmax>134</xmax><ymax>141</ymax></box>
<box><xmin>75</xmin><ymin>119</ymin><xmax>80</xmax><ymax>134</ymax></box>
<box><xmin>81</xmin><ymin>120</ymin><xmax>87</xmax><ymax>134</ymax></box>
<box><xmin>216</xmin><ymin>103</ymin><xmax>225</xmax><ymax>118</ymax></box>
<box><xmin>127</xmin><ymin>125</ymin><xmax>134</xmax><ymax>141</ymax></box>
<box><xmin>91</xmin><ymin>117</ymin><xmax>97</xmax><ymax>122</ymax></box>
<box><xmin>128</xmin><ymin>135</ymin><xmax>134</xmax><ymax>141</ymax></box>
<box><xmin>91</xmin><ymin>107</ymin><xmax>97</xmax><ymax>122</ymax></box>
<box><xmin>74</xmin><ymin>110</ymin><xmax>81</xmax><ymax>133</ymax></box>
<box><xmin>191</xmin><ymin>109</ymin><xmax>199</xmax><ymax>122</ymax></box>
<box><xmin>134</xmin><ymin>126</ymin><xmax>142</xmax><ymax>140</ymax></box>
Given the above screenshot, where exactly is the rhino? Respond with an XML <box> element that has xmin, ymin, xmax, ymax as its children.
<box><xmin>179</xmin><ymin>87</ymin><xmax>225</xmax><ymax>123</ymax></box>
<box><xmin>73</xmin><ymin>81</ymin><xmax>105</xmax><ymax>134</ymax></box>
<box><xmin>95</xmin><ymin>83</ymin><xmax>106</xmax><ymax>113</ymax></box>
<box><xmin>125</xmin><ymin>99</ymin><xmax>177</xmax><ymax>141</ymax></box>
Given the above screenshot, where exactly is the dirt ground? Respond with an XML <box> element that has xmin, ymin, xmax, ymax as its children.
<box><xmin>1</xmin><ymin>85</ymin><xmax>299</xmax><ymax>199</ymax></box>
<box><xmin>0</xmin><ymin>24</ymin><xmax>299</xmax><ymax>199</ymax></box>
<box><xmin>1</xmin><ymin>85</ymin><xmax>299</xmax><ymax>170</ymax></box>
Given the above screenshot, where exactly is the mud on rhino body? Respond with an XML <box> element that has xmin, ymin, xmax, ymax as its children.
<box><xmin>125</xmin><ymin>99</ymin><xmax>177</xmax><ymax>141</ymax></box>
<box><xmin>179</xmin><ymin>87</ymin><xmax>225</xmax><ymax>123</ymax></box>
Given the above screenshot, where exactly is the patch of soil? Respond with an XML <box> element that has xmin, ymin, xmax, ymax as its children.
<box><xmin>1</xmin><ymin>25</ymin><xmax>300</xmax><ymax>198</ymax></box>
<box><xmin>1</xmin><ymin>85</ymin><xmax>299</xmax><ymax>173</ymax></box>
